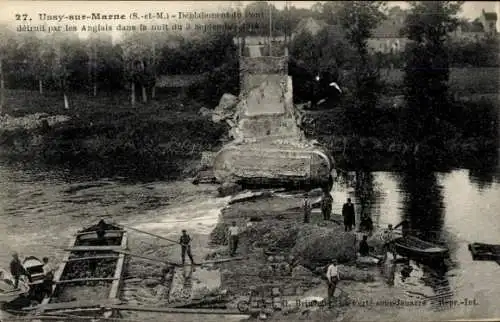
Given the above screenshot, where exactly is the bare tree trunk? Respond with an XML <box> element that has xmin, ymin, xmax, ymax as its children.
<box><xmin>39</xmin><ymin>79</ymin><xmax>43</xmax><ymax>94</ymax></box>
<box><xmin>152</xmin><ymin>41</ymin><xmax>156</xmax><ymax>99</ymax></box>
<box><xmin>93</xmin><ymin>44</ymin><xmax>97</xmax><ymax>97</ymax></box>
<box><xmin>0</xmin><ymin>58</ymin><xmax>5</xmax><ymax>113</ymax></box>
<box><xmin>62</xmin><ymin>79</ymin><xmax>69</xmax><ymax>109</ymax></box>
<box><xmin>64</xmin><ymin>92</ymin><xmax>69</xmax><ymax>109</ymax></box>
<box><xmin>142</xmin><ymin>86</ymin><xmax>147</xmax><ymax>103</ymax></box>
<box><xmin>131</xmin><ymin>82</ymin><xmax>136</xmax><ymax>106</ymax></box>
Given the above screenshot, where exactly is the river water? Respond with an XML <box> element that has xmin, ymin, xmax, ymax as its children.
<box><xmin>0</xmin><ymin>161</ymin><xmax>499</xmax><ymax>320</ymax></box>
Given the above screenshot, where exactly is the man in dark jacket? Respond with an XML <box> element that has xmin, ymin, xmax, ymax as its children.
<box><xmin>342</xmin><ymin>198</ymin><xmax>355</xmax><ymax>232</ymax></box>
<box><xmin>180</xmin><ymin>230</ymin><xmax>195</xmax><ymax>266</ymax></box>
<box><xmin>10</xmin><ymin>252</ymin><xmax>32</xmax><ymax>289</ymax></box>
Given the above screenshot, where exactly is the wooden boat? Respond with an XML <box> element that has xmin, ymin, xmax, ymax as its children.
<box><xmin>0</xmin><ymin>268</ymin><xmax>30</xmax><ymax>303</ymax></box>
<box><xmin>468</xmin><ymin>243</ymin><xmax>500</xmax><ymax>261</ymax></box>
<box><xmin>35</xmin><ymin>220</ymin><xmax>127</xmax><ymax>318</ymax></box>
<box><xmin>393</xmin><ymin>236</ymin><xmax>449</xmax><ymax>261</ymax></box>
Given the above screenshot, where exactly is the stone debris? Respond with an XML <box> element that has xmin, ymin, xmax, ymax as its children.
<box><xmin>212</xmin><ymin>93</ymin><xmax>238</xmax><ymax>124</ymax></box>
<box><xmin>0</xmin><ymin>113</ymin><xmax>70</xmax><ymax>131</ymax></box>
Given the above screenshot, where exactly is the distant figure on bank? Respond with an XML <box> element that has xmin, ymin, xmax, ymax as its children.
<box><xmin>394</xmin><ymin>219</ymin><xmax>410</xmax><ymax>237</ymax></box>
<box><xmin>303</xmin><ymin>193</ymin><xmax>311</xmax><ymax>224</ymax></box>
<box><xmin>10</xmin><ymin>252</ymin><xmax>32</xmax><ymax>289</ymax></box>
<box><xmin>383</xmin><ymin>224</ymin><xmax>395</xmax><ymax>250</ymax></box>
<box><xmin>42</xmin><ymin>257</ymin><xmax>55</xmax><ymax>298</ymax></box>
<box><xmin>360</xmin><ymin>214</ymin><xmax>374</xmax><ymax>235</ymax></box>
<box><xmin>321</xmin><ymin>190</ymin><xmax>333</xmax><ymax>221</ymax></box>
<box><xmin>228</xmin><ymin>221</ymin><xmax>240</xmax><ymax>257</ymax></box>
<box><xmin>179</xmin><ymin>230</ymin><xmax>195</xmax><ymax>266</ymax></box>
<box><xmin>342</xmin><ymin>198</ymin><xmax>355</xmax><ymax>232</ymax></box>
<box><xmin>326</xmin><ymin>260</ymin><xmax>339</xmax><ymax>307</ymax></box>
<box><xmin>359</xmin><ymin>235</ymin><xmax>370</xmax><ymax>257</ymax></box>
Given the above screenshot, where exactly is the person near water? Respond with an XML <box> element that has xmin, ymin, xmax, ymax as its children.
<box><xmin>342</xmin><ymin>198</ymin><xmax>355</xmax><ymax>232</ymax></box>
<box><xmin>394</xmin><ymin>219</ymin><xmax>410</xmax><ymax>237</ymax></box>
<box><xmin>10</xmin><ymin>252</ymin><xmax>32</xmax><ymax>289</ymax></box>
<box><xmin>321</xmin><ymin>190</ymin><xmax>333</xmax><ymax>221</ymax></box>
<box><xmin>326</xmin><ymin>260</ymin><xmax>339</xmax><ymax>307</ymax></box>
<box><xmin>228</xmin><ymin>221</ymin><xmax>240</xmax><ymax>256</ymax></box>
<box><xmin>360</xmin><ymin>214</ymin><xmax>374</xmax><ymax>235</ymax></box>
<box><xmin>180</xmin><ymin>230</ymin><xmax>195</xmax><ymax>266</ymax></box>
<box><xmin>303</xmin><ymin>193</ymin><xmax>311</xmax><ymax>224</ymax></box>
<box><xmin>359</xmin><ymin>235</ymin><xmax>370</xmax><ymax>257</ymax></box>
<box><xmin>42</xmin><ymin>257</ymin><xmax>55</xmax><ymax>298</ymax></box>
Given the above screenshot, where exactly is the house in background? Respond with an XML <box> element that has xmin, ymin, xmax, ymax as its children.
<box><xmin>368</xmin><ymin>7</ymin><xmax>409</xmax><ymax>54</ymax></box>
<box><xmin>453</xmin><ymin>10</ymin><xmax>497</xmax><ymax>40</ymax></box>
<box><xmin>291</xmin><ymin>17</ymin><xmax>328</xmax><ymax>39</ymax></box>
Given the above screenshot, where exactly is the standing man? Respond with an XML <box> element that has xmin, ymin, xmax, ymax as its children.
<box><xmin>10</xmin><ymin>252</ymin><xmax>32</xmax><ymax>289</ymax></box>
<box><xmin>321</xmin><ymin>190</ymin><xmax>333</xmax><ymax>221</ymax></box>
<box><xmin>326</xmin><ymin>260</ymin><xmax>339</xmax><ymax>307</ymax></box>
<box><xmin>179</xmin><ymin>230</ymin><xmax>195</xmax><ymax>266</ymax></box>
<box><xmin>227</xmin><ymin>221</ymin><xmax>240</xmax><ymax>256</ymax></box>
<box><xmin>42</xmin><ymin>257</ymin><xmax>55</xmax><ymax>298</ymax></box>
<box><xmin>303</xmin><ymin>193</ymin><xmax>311</xmax><ymax>224</ymax></box>
<box><xmin>342</xmin><ymin>198</ymin><xmax>355</xmax><ymax>232</ymax></box>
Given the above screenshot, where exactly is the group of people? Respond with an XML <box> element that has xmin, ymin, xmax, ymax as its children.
<box><xmin>177</xmin><ymin>220</ymin><xmax>241</xmax><ymax>267</ymax></box>
<box><xmin>9</xmin><ymin>252</ymin><xmax>55</xmax><ymax>299</ymax></box>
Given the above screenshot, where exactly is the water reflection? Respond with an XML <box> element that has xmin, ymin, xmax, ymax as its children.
<box><xmin>397</xmin><ymin>164</ymin><xmax>456</xmax><ymax>311</ymax></box>
<box><xmin>468</xmin><ymin>152</ymin><xmax>499</xmax><ymax>191</ymax></box>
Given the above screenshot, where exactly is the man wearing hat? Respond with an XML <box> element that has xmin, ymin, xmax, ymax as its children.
<box><xmin>10</xmin><ymin>252</ymin><xmax>32</xmax><ymax>289</ymax></box>
<box><xmin>179</xmin><ymin>230</ymin><xmax>195</xmax><ymax>266</ymax></box>
<box><xmin>326</xmin><ymin>260</ymin><xmax>339</xmax><ymax>307</ymax></box>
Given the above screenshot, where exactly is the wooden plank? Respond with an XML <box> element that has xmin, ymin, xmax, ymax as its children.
<box><xmin>197</xmin><ymin>256</ymin><xmax>246</xmax><ymax>265</ymax></box>
<box><xmin>64</xmin><ymin>246</ymin><xmax>123</xmax><ymax>252</ymax></box>
<box><xmin>35</xmin><ymin>299</ymin><xmax>122</xmax><ymax>311</ymax></box>
<box><xmin>56</xmin><ymin>277</ymin><xmax>119</xmax><ymax>284</ymax></box>
<box><xmin>106</xmin><ymin>232</ymin><xmax>128</xmax><ymax>318</ymax></box>
<box><xmin>107</xmin><ymin>305</ymin><xmax>246</xmax><ymax>315</ymax></box>
<box><xmin>39</xmin><ymin>236</ymin><xmax>76</xmax><ymax>312</ymax></box>
<box><xmin>115</xmin><ymin>250</ymin><xmax>181</xmax><ymax>266</ymax></box>
<box><xmin>75</xmin><ymin>229</ymin><xmax>125</xmax><ymax>236</ymax></box>
<box><xmin>116</xmin><ymin>223</ymin><xmax>181</xmax><ymax>245</ymax></box>
<box><xmin>63</xmin><ymin>255</ymin><xmax>120</xmax><ymax>263</ymax></box>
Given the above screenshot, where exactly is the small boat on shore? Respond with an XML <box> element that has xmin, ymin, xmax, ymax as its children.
<box><xmin>468</xmin><ymin>243</ymin><xmax>500</xmax><ymax>262</ymax></box>
<box><xmin>393</xmin><ymin>236</ymin><xmax>448</xmax><ymax>261</ymax></box>
<box><xmin>32</xmin><ymin>220</ymin><xmax>127</xmax><ymax>318</ymax></box>
<box><xmin>0</xmin><ymin>269</ymin><xmax>30</xmax><ymax>303</ymax></box>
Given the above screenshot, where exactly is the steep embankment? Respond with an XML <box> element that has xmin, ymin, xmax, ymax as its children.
<box><xmin>0</xmin><ymin>90</ymin><xmax>227</xmax><ymax>181</ymax></box>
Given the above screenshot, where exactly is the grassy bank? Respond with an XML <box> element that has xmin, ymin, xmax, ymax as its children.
<box><xmin>0</xmin><ymin>89</ymin><xmax>227</xmax><ymax>181</ymax></box>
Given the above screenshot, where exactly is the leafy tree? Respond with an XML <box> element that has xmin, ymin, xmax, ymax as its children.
<box><xmin>401</xmin><ymin>1</ymin><xmax>463</xmax><ymax>146</ymax></box>
<box><xmin>336</xmin><ymin>1</ymin><xmax>387</xmax><ymax>136</ymax></box>
<box><xmin>0</xmin><ymin>25</ymin><xmax>18</xmax><ymax>112</ymax></box>
<box><xmin>121</xmin><ymin>32</ymin><xmax>157</xmax><ymax>105</ymax></box>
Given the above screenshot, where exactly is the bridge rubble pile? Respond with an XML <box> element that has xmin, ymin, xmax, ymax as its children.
<box><xmin>209</xmin><ymin>52</ymin><xmax>334</xmax><ymax>189</ymax></box>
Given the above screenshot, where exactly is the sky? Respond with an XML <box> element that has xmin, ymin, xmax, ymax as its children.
<box><xmin>0</xmin><ymin>1</ymin><xmax>498</xmax><ymax>42</ymax></box>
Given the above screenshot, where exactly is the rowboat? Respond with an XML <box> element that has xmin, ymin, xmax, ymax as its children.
<box><xmin>393</xmin><ymin>236</ymin><xmax>449</xmax><ymax>261</ymax></box>
<box><xmin>35</xmin><ymin>220</ymin><xmax>127</xmax><ymax>318</ymax></box>
<box><xmin>468</xmin><ymin>243</ymin><xmax>500</xmax><ymax>261</ymax></box>
<box><xmin>0</xmin><ymin>269</ymin><xmax>30</xmax><ymax>303</ymax></box>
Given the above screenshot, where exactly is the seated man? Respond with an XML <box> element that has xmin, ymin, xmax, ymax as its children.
<box><xmin>10</xmin><ymin>252</ymin><xmax>32</xmax><ymax>289</ymax></box>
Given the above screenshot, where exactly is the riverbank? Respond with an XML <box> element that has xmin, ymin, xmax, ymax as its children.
<box><xmin>201</xmin><ymin>190</ymin><xmax>400</xmax><ymax>321</ymax></box>
<box><xmin>1</xmin><ymin>89</ymin><xmax>497</xmax><ymax>182</ymax></box>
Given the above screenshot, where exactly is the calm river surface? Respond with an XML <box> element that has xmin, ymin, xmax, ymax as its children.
<box><xmin>0</xmin><ymin>161</ymin><xmax>499</xmax><ymax>320</ymax></box>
